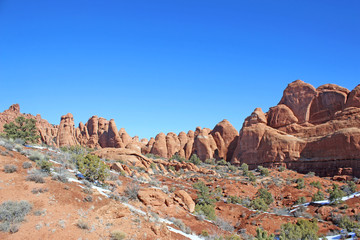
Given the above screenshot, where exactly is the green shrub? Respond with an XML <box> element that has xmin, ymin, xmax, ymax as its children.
<box><xmin>296</xmin><ymin>196</ymin><xmax>306</xmax><ymax>204</ymax></box>
<box><xmin>296</xmin><ymin>178</ymin><xmax>305</xmax><ymax>189</ymax></box>
<box><xmin>279</xmin><ymin>219</ymin><xmax>318</xmax><ymax>240</ymax></box>
<box><xmin>256</xmin><ymin>188</ymin><xmax>273</xmax><ymax>205</ymax></box>
<box><xmin>111</xmin><ymin>230</ymin><xmax>126</xmax><ymax>240</ymax></box>
<box><xmin>76</xmin><ymin>154</ymin><xmax>109</xmax><ymax>182</ymax></box>
<box><xmin>0</xmin><ymin>200</ymin><xmax>32</xmax><ymax>232</ymax></box>
<box><xmin>279</xmin><ymin>166</ymin><xmax>286</xmax><ymax>172</ymax></box>
<box><xmin>22</xmin><ymin>162</ymin><xmax>32</xmax><ymax>169</ymax></box>
<box><xmin>329</xmin><ymin>184</ymin><xmax>345</xmax><ymax>204</ymax></box>
<box><xmin>217</xmin><ymin>159</ymin><xmax>228</xmax><ymax>166</ymax></box>
<box><xmin>248</xmin><ymin>172</ymin><xmax>256</xmax><ymax>182</ymax></box>
<box><xmin>193</xmin><ymin>181</ymin><xmax>216</xmax><ymax>220</ymax></box>
<box><xmin>255</xmin><ymin>227</ymin><xmax>275</xmax><ymax>240</ymax></box>
<box><xmin>310</xmin><ymin>181</ymin><xmax>322</xmax><ymax>189</ymax></box>
<box><xmin>124</xmin><ymin>181</ymin><xmax>140</xmax><ymax>200</ymax></box>
<box><xmin>251</xmin><ymin>198</ymin><xmax>268</xmax><ymax>211</ymax></box>
<box><xmin>195</xmin><ymin>203</ymin><xmax>216</xmax><ymax>221</ymax></box>
<box><xmin>333</xmin><ymin>215</ymin><xmax>360</xmax><ymax>232</ymax></box>
<box><xmin>312</xmin><ymin>191</ymin><xmax>324</xmax><ymax>202</ymax></box>
<box><xmin>342</xmin><ymin>181</ymin><xmax>357</xmax><ymax>195</ymax></box>
<box><xmin>170</xmin><ymin>153</ymin><xmax>186</xmax><ymax>163</ymax></box>
<box><xmin>193</xmin><ymin>181</ymin><xmax>215</xmax><ymax>206</ymax></box>
<box><xmin>4</xmin><ymin>165</ymin><xmax>17</xmax><ymax>173</ymax></box>
<box><xmin>77</xmin><ymin>219</ymin><xmax>89</xmax><ymax>229</ymax></box>
<box><xmin>227</xmin><ymin>195</ymin><xmax>242</xmax><ymax>204</ymax></box>
<box><xmin>258</xmin><ymin>166</ymin><xmax>269</xmax><ymax>177</ymax></box>
<box><xmin>228</xmin><ymin>165</ymin><xmax>237</xmax><ymax>172</ymax></box>
<box><xmin>189</xmin><ymin>154</ymin><xmax>201</xmax><ymax>165</ymax></box>
<box><xmin>240</xmin><ymin>163</ymin><xmax>249</xmax><ymax>172</ymax></box>
<box><xmin>348</xmin><ymin>181</ymin><xmax>357</xmax><ymax>193</ymax></box>
<box><xmin>201</xmin><ymin>230</ymin><xmax>209</xmax><ymax>237</ymax></box>
<box><xmin>3</xmin><ymin>116</ymin><xmax>40</xmax><ymax>143</ymax></box>
<box><xmin>26</xmin><ymin>170</ymin><xmax>45</xmax><ymax>183</ymax></box>
<box><xmin>205</xmin><ymin>158</ymin><xmax>216</xmax><ymax>165</ymax></box>
<box><xmin>213</xmin><ymin>186</ymin><xmax>223</xmax><ymax>201</ymax></box>
<box><xmin>36</xmin><ymin>159</ymin><xmax>53</xmax><ymax>173</ymax></box>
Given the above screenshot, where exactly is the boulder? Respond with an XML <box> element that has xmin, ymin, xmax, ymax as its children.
<box><xmin>174</xmin><ymin>190</ymin><xmax>195</xmax><ymax>212</ymax></box>
<box><xmin>138</xmin><ymin>188</ymin><xmax>170</xmax><ymax>207</ymax></box>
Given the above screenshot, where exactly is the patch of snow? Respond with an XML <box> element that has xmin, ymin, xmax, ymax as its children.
<box><xmin>167</xmin><ymin>226</ymin><xmax>203</xmax><ymax>240</ymax></box>
<box><xmin>323</xmin><ymin>232</ymin><xmax>356</xmax><ymax>240</ymax></box>
<box><xmin>68</xmin><ymin>178</ymin><xmax>82</xmax><ymax>183</ymax></box>
<box><xmin>49</xmin><ymin>159</ymin><xmax>61</xmax><ymax>165</ymax></box>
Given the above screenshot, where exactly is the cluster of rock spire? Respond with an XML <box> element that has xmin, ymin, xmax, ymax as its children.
<box><xmin>1</xmin><ymin>80</ymin><xmax>360</xmax><ymax>176</ymax></box>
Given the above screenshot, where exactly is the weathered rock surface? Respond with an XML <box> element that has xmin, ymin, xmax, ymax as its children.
<box><xmin>57</xmin><ymin>113</ymin><xmax>78</xmax><ymax>147</ymax></box>
<box><xmin>232</xmin><ymin>80</ymin><xmax>360</xmax><ymax>177</ymax></box>
<box><xmin>150</xmin><ymin>133</ymin><xmax>168</xmax><ymax>158</ymax></box>
<box><xmin>174</xmin><ymin>190</ymin><xmax>195</xmax><ymax>212</ymax></box>
<box><xmin>211</xmin><ymin>119</ymin><xmax>239</xmax><ymax>160</ymax></box>
<box><xmin>267</xmin><ymin>104</ymin><xmax>298</xmax><ymax>128</ymax></box>
<box><xmin>279</xmin><ymin>80</ymin><xmax>317</xmax><ymax>123</ymax></box>
<box><xmin>0</xmin><ymin>104</ymin><xmax>58</xmax><ymax>146</ymax></box>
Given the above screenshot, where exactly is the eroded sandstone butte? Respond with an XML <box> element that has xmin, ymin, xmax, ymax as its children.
<box><xmin>231</xmin><ymin>80</ymin><xmax>360</xmax><ymax>177</ymax></box>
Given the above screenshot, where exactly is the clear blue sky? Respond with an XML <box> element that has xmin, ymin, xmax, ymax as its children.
<box><xmin>0</xmin><ymin>0</ymin><xmax>359</xmax><ymax>139</ymax></box>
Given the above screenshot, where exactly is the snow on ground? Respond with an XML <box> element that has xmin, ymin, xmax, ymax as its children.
<box><xmin>167</xmin><ymin>226</ymin><xmax>203</xmax><ymax>240</ymax></box>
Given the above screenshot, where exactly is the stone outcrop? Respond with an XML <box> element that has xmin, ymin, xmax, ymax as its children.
<box><xmin>192</xmin><ymin>128</ymin><xmax>218</xmax><ymax>160</ymax></box>
<box><xmin>0</xmin><ymin>104</ymin><xmax>58</xmax><ymax>146</ymax></box>
<box><xmin>211</xmin><ymin>119</ymin><xmax>238</xmax><ymax>161</ymax></box>
<box><xmin>150</xmin><ymin>133</ymin><xmax>168</xmax><ymax>158</ymax></box>
<box><xmin>279</xmin><ymin>80</ymin><xmax>317</xmax><ymax>123</ymax></box>
<box><xmin>232</xmin><ymin>80</ymin><xmax>360</xmax><ymax>177</ymax></box>
<box><xmin>57</xmin><ymin>113</ymin><xmax>78</xmax><ymax>147</ymax></box>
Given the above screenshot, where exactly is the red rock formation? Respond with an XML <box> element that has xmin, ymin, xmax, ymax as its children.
<box><xmin>107</xmin><ymin>119</ymin><xmax>124</xmax><ymax>148</ymax></box>
<box><xmin>232</xmin><ymin>80</ymin><xmax>360</xmax><ymax>177</ymax></box>
<box><xmin>279</xmin><ymin>80</ymin><xmax>317</xmax><ymax>123</ymax></box>
<box><xmin>211</xmin><ymin>119</ymin><xmax>239</xmax><ymax>161</ymax></box>
<box><xmin>142</xmin><ymin>137</ymin><xmax>155</xmax><ymax>155</ymax></box>
<box><xmin>346</xmin><ymin>84</ymin><xmax>360</xmax><ymax>108</ymax></box>
<box><xmin>192</xmin><ymin>128</ymin><xmax>217</xmax><ymax>161</ymax></box>
<box><xmin>86</xmin><ymin>116</ymin><xmax>100</xmax><ymax>148</ymax></box>
<box><xmin>178</xmin><ymin>131</ymin><xmax>188</xmax><ymax>158</ymax></box>
<box><xmin>150</xmin><ymin>133</ymin><xmax>168</xmax><ymax>158</ymax></box>
<box><xmin>309</xmin><ymin>84</ymin><xmax>349</xmax><ymax>124</ymax></box>
<box><xmin>267</xmin><ymin>104</ymin><xmax>298</xmax><ymax>128</ymax></box>
<box><xmin>0</xmin><ymin>104</ymin><xmax>58</xmax><ymax>146</ymax></box>
<box><xmin>57</xmin><ymin>113</ymin><xmax>78</xmax><ymax>147</ymax></box>
<box><xmin>119</xmin><ymin>128</ymin><xmax>132</xmax><ymax>146</ymax></box>
<box><xmin>184</xmin><ymin>130</ymin><xmax>195</xmax><ymax>159</ymax></box>
<box><xmin>166</xmin><ymin>132</ymin><xmax>181</xmax><ymax>158</ymax></box>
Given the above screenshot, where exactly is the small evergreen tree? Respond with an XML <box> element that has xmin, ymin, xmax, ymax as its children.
<box><xmin>76</xmin><ymin>154</ymin><xmax>109</xmax><ymax>182</ymax></box>
<box><xmin>329</xmin><ymin>184</ymin><xmax>345</xmax><ymax>204</ymax></box>
<box><xmin>3</xmin><ymin>116</ymin><xmax>40</xmax><ymax>143</ymax></box>
<box><xmin>279</xmin><ymin>219</ymin><xmax>318</xmax><ymax>240</ymax></box>
<box><xmin>189</xmin><ymin>154</ymin><xmax>201</xmax><ymax>165</ymax></box>
<box><xmin>312</xmin><ymin>190</ymin><xmax>324</xmax><ymax>202</ymax></box>
<box><xmin>255</xmin><ymin>227</ymin><xmax>275</xmax><ymax>240</ymax></box>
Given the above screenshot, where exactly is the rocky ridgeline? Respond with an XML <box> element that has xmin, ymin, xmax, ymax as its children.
<box><xmin>1</xmin><ymin>80</ymin><xmax>360</xmax><ymax>177</ymax></box>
